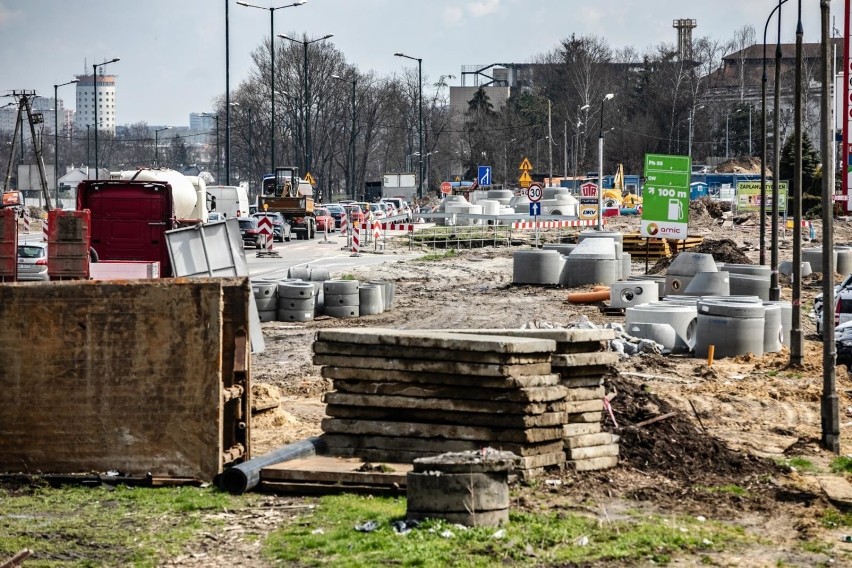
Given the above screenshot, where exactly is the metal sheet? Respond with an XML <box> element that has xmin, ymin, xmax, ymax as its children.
<box><xmin>166</xmin><ymin>218</ymin><xmax>264</xmax><ymax>353</ymax></box>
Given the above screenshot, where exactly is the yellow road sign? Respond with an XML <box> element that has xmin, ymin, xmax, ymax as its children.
<box><xmin>519</xmin><ymin>170</ymin><xmax>532</xmax><ymax>188</ymax></box>
<box><xmin>519</xmin><ymin>157</ymin><xmax>533</xmax><ymax>171</ymax></box>
<box><xmin>304</xmin><ymin>172</ymin><xmax>316</xmax><ymax>185</ymax></box>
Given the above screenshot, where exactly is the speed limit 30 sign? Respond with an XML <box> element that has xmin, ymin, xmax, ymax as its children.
<box><xmin>527</xmin><ymin>183</ymin><xmax>543</xmax><ymax>202</ymax></box>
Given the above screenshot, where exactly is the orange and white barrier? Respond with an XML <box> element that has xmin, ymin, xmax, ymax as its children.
<box><xmin>511</xmin><ymin>219</ymin><xmax>601</xmax><ymax>230</ymax></box>
<box><xmin>42</xmin><ymin>218</ymin><xmax>48</xmax><ymax>242</ymax></box>
<box><xmin>351</xmin><ymin>224</ymin><xmax>360</xmax><ymax>254</ymax></box>
<box><xmin>372</xmin><ymin>220</ymin><xmax>381</xmax><ymax>241</ymax></box>
<box><xmin>340</xmin><ymin>214</ymin><xmax>348</xmax><ymax>236</ymax></box>
<box><xmin>22</xmin><ymin>210</ymin><xmax>30</xmax><ymax>233</ymax></box>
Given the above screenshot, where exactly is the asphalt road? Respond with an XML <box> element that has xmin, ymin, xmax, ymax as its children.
<box><xmin>244</xmin><ymin>231</ymin><xmax>416</xmax><ymax>279</ymax></box>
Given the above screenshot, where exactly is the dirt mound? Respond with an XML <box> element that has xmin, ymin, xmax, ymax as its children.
<box><xmin>605</xmin><ymin>372</ymin><xmax>782</xmax><ymax>486</ymax></box>
<box><xmin>694</xmin><ymin>197</ymin><xmax>731</xmax><ymax>218</ymax></box>
<box><xmin>715</xmin><ymin>156</ymin><xmax>767</xmax><ymax>174</ymax></box>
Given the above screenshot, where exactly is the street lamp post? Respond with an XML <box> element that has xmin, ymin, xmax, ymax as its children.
<box><xmin>238</xmin><ymin>1</ymin><xmax>306</xmax><ymax>173</ymax></box>
<box><xmin>394</xmin><ymin>52</ymin><xmax>423</xmax><ymax>198</ymax></box>
<box><xmin>53</xmin><ymin>78</ymin><xmax>78</xmax><ymax>203</ymax></box>
<box><xmin>154</xmin><ymin>126</ymin><xmax>171</xmax><ymax>167</ymax></box>
<box><xmin>92</xmin><ymin>57</ymin><xmax>120</xmax><ymax>180</ymax></box>
<box><xmin>279</xmin><ymin>33</ymin><xmax>334</xmax><ymax>179</ymax></box>
<box><xmin>332</xmin><ymin>74</ymin><xmax>357</xmax><ymax>200</ymax></box>
<box><xmin>598</xmin><ymin>93</ymin><xmax>615</xmax><ymax>230</ymax></box>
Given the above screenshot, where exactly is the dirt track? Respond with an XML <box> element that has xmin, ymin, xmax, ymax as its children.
<box><xmin>244</xmin><ymin>211</ymin><xmax>852</xmax><ymax>566</ymax></box>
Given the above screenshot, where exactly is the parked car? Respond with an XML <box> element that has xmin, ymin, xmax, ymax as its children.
<box><xmin>342</xmin><ymin>204</ymin><xmax>365</xmax><ymax>226</ymax></box>
<box><xmin>251</xmin><ymin>211</ymin><xmax>291</xmax><ymax>242</ymax></box>
<box><xmin>314</xmin><ymin>207</ymin><xmax>335</xmax><ymax>233</ymax></box>
<box><xmin>17</xmin><ymin>242</ymin><xmax>49</xmax><ymax>281</ymax></box>
<box><xmin>326</xmin><ymin>204</ymin><xmax>348</xmax><ymax>228</ymax></box>
<box><xmin>238</xmin><ymin>217</ymin><xmax>264</xmax><ymax>249</ymax></box>
<box><xmin>814</xmin><ymin>273</ymin><xmax>852</xmax><ymax>335</ymax></box>
<box><xmin>207</xmin><ymin>212</ymin><xmax>225</xmax><ymax>222</ymax></box>
<box><xmin>369</xmin><ymin>203</ymin><xmax>386</xmax><ymax>220</ymax></box>
<box><xmin>381</xmin><ymin>198</ymin><xmax>411</xmax><ymax>219</ymax></box>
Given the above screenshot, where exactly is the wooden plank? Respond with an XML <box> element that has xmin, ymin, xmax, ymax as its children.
<box><xmin>320</xmin><ymin>367</ymin><xmax>560</xmax><ymax>388</ymax></box>
<box><xmin>331</xmin><ymin>380</ymin><xmax>568</xmax><ymax>403</ymax></box>
<box><xmin>313</xmin><ymin>341</ymin><xmax>550</xmax><ymax>365</ymax></box>
<box><xmin>321</xmin><ymin>418</ymin><xmax>562</xmax><ymax>444</ymax></box>
<box><xmin>324</xmin><ymin>405</ymin><xmax>569</xmax><ymax>428</ymax></box>
<box><xmin>313</xmin><ymin>355</ymin><xmax>552</xmax><ymax>378</ymax></box>
<box><xmin>322</xmin><ymin>392</ymin><xmax>564</xmax><ymax>415</ymax></box>
<box><xmin>320</xmin><ymin>435</ymin><xmax>564</xmax><ymax>457</ymax></box>
<box><xmin>261</xmin><ymin>455</ymin><xmax>410</xmax><ymax>485</ymax></box>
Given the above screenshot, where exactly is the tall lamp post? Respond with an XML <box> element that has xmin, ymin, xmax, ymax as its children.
<box><xmin>92</xmin><ymin>57</ymin><xmax>120</xmax><ymax>180</ymax></box>
<box><xmin>238</xmin><ymin>1</ymin><xmax>306</xmax><ymax>173</ymax></box>
<box><xmin>598</xmin><ymin>93</ymin><xmax>615</xmax><ymax>230</ymax></box>
<box><xmin>202</xmin><ymin>113</ymin><xmax>220</xmax><ymax>182</ymax></box>
<box><xmin>154</xmin><ymin>126</ymin><xmax>171</xmax><ymax>167</ymax></box>
<box><xmin>394</xmin><ymin>52</ymin><xmax>423</xmax><ymax>198</ymax></box>
<box><xmin>53</xmin><ymin>78</ymin><xmax>78</xmax><ymax>203</ymax></box>
<box><xmin>279</xmin><ymin>33</ymin><xmax>334</xmax><ymax>179</ymax></box>
<box><xmin>332</xmin><ymin>74</ymin><xmax>357</xmax><ymax>200</ymax></box>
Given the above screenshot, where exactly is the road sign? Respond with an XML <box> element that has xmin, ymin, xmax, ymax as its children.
<box><xmin>580</xmin><ymin>182</ymin><xmax>598</xmax><ymax>198</ymax></box>
<box><xmin>440</xmin><ymin>181</ymin><xmax>452</xmax><ymax>195</ymax></box>
<box><xmin>519</xmin><ymin>157</ymin><xmax>533</xmax><ymax>171</ymax></box>
<box><xmin>641</xmin><ymin>153</ymin><xmax>691</xmax><ymax>240</ymax></box>
<box><xmin>257</xmin><ymin>215</ymin><xmax>273</xmax><ymax>237</ymax></box>
<box><xmin>527</xmin><ymin>183</ymin><xmax>543</xmax><ymax>202</ymax></box>
<box><xmin>529</xmin><ymin>202</ymin><xmax>541</xmax><ymax>216</ymax></box>
<box><xmin>304</xmin><ymin>172</ymin><xmax>316</xmax><ymax>185</ymax></box>
<box><xmin>477</xmin><ymin>166</ymin><xmax>492</xmax><ymax>186</ymax></box>
<box><xmin>735</xmin><ymin>181</ymin><xmax>788</xmax><ymax>212</ymax></box>
<box><xmin>519</xmin><ymin>171</ymin><xmax>532</xmax><ymax>188</ymax></box>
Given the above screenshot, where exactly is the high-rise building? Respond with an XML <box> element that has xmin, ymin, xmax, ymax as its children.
<box><xmin>190</xmin><ymin>113</ymin><xmax>218</xmax><ymax>144</ymax></box>
<box><xmin>75</xmin><ymin>72</ymin><xmax>117</xmax><ymax>135</ymax></box>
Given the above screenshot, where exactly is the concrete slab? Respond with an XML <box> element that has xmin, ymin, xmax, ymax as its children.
<box><xmin>564</xmin><ymin>432</ymin><xmax>619</xmax><ymax>449</ymax></box>
<box><xmin>313</xmin><ymin>341</ymin><xmax>551</xmax><ymax>365</ymax></box>
<box><xmin>321</xmin><ymin>367</ymin><xmax>561</xmax><ymax>389</ymax></box>
<box><xmin>818</xmin><ymin>476</ymin><xmax>852</xmax><ymax>510</ymax></box>
<box><xmin>316</xmin><ymin>328</ymin><xmax>557</xmax><ymax>354</ymax></box>
<box><xmin>324</xmin><ymin>405</ymin><xmax>570</xmax><ymax>428</ymax></box>
<box><xmin>313</xmin><ymin>354</ymin><xmax>552</xmax><ymax>377</ymax></box>
<box><xmin>567</xmin><ymin>443</ymin><xmax>620</xmax><ymax>460</ymax></box>
<box><xmin>551</xmin><ymin>352</ymin><xmax>620</xmax><ymax>368</ymax></box>
<box><xmin>320</xmin><ymin>435</ymin><xmax>564</xmax><ymax>457</ymax></box>
<box><xmin>568</xmin><ymin>455</ymin><xmax>619</xmax><ymax>471</ymax></box>
<box><xmin>322</xmin><ymin>392</ymin><xmax>566</xmax><ymax>415</ymax></box>
<box><xmin>321</xmin><ymin>418</ymin><xmax>563</xmax><ymax>444</ymax></box>
<box><xmin>331</xmin><ymin>380</ymin><xmax>568</xmax><ymax>402</ymax></box>
<box><xmin>442</xmin><ymin>327</ymin><xmax>616</xmax><ymax>343</ymax></box>
<box><xmin>563</xmin><ymin>423</ymin><xmax>602</xmax><ymax>437</ymax></box>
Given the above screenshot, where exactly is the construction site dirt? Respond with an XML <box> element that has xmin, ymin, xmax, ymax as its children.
<box><xmin>239</xmin><ymin>213</ymin><xmax>852</xmax><ymax>567</ymax></box>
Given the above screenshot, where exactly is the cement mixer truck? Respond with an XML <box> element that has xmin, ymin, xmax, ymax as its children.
<box><xmin>76</xmin><ymin>168</ymin><xmax>209</xmax><ymax>276</ymax></box>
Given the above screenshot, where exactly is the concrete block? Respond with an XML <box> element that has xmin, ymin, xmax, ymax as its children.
<box><xmin>611</xmin><ymin>281</ymin><xmax>658</xmax><ymax>308</ymax></box>
<box><xmin>667</xmin><ymin>252</ymin><xmax>717</xmax><ymax>276</ymax></box>
<box><xmin>684</xmin><ymin>271</ymin><xmax>730</xmax><ymax>296</ymax></box>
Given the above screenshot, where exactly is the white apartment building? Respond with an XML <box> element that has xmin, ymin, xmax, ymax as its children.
<box><xmin>75</xmin><ymin>72</ymin><xmax>117</xmax><ymax>135</ymax></box>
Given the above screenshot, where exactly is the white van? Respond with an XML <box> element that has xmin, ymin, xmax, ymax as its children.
<box><xmin>206</xmin><ymin>185</ymin><xmax>249</xmax><ymax>219</ymax></box>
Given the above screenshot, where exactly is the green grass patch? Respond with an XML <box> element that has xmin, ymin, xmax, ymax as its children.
<box><xmin>786</xmin><ymin>457</ymin><xmax>817</xmax><ymax>472</ymax></box>
<box><xmin>831</xmin><ymin>456</ymin><xmax>852</xmax><ymax>474</ymax></box>
<box><xmin>800</xmin><ymin>540</ymin><xmax>833</xmax><ymax>555</ymax></box>
<box><xmin>265</xmin><ymin>494</ymin><xmax>747</xmax><ymax>566</ymax></box>
<box><xmin>821</xmin><ymin>508</ymin><xmax>852</xmax><ymax>528</ymax></box>
<box><xmin>696</xmin><ymin>485</ymin><xmax>749</xmax><ymax>498</ymax></box>
<box><xmin>339</xmin><ymin>274</ymin><xmax>357</xmax><ymax>280</ymax></box>
<box><xmin>416</xmin><ymin>249</ymin><xmax>458</xmax><ymax>262</ymax></box>
<box><xmin>0</xmin><ymin>484</ymin><xmax>255</xmax><ymax>567</ymax></box>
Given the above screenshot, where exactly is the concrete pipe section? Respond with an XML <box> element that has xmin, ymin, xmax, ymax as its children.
<box><xmin>325</xmin><ymin>305</ymin><xmax>360</xmax><ymax>318</ymax></box>
<box><xmin>802</xmin><ymin>248</ymin><xmax>838</xmax><ymax>274</ymax></box>
<box><xmin>664</xmin><ymin>252</ymin><xmax>717</xmax><ymax>296</ymax></box>
<box><xmin>564</xmin><ymin>237</ymin><xmax>618</xmax><ymax>287</ymax></box>
<box><xmin>684</xmin><ymin>271</ymin><xmax>730</xmax><ymax>296</ymax></box>
<box><xmin>625</xmin><ymin>321</ymin><xmax>678</xmax><ymax>352</ymax></box>
<box><xmin>628</xmin><ymin>275</ymin><xmax>666</xmax><ymax>299</ymax></box>
<box><xmin>359</xmin><ymin>284</ymin><xmax>385</xmax><ymax>316</ymax></box>
<box><xmin>764</xmin><ymin>301</ymin><xmax>792</xmax><ymax>346</ymax></box>
<box><xmin>779</xmin><ymin>261</ymin><xmax>813</xmax><ymax>277</ymax></box>
<box><xmin>486</xmin><ymin>189</ymin><xmax>513</xmax><ymax>205</ymax></box>
<box><xmin>722</xmin><ymin>264</ymin><xmax>771</xmax><ymax>277</ymax></box>
<box><xmin>324</xmin><ymin>279</ymin><xmax>360</xmax><ymax>296</ymax></box>
<box><xmin>369</xmin><ymin>280</ymin><xmax>395</xmax><ymax>311</ymax></box>
<box><xmin>837</xmin><ymin>247</ymin><xmax>852</xmax><ymax>275</ymax></box>
<box><xmin>279</xmin><ymin>281</ymin><xmax>316</xmax><ymax>299</ymax></box>
<box><xmin>694</xmin><ymin>300</ymin><xmax>766</xmax><ymax>359</ymax></box>
<box><xmin>288</xmin><ymin>267</ymin><xmax>312</xmax><ymax>281</ymax></box>
<box><xmin>513</xmin><ymin>249</ymin><xmax>565</xmax><ymax>285</ymax></box>
<box><xmin>625</xmin><ymin>304</ymin><xmax>698</xmax><ymax>354</ymax></box>
<box><xmin>610</xmin><ymin>281</ymin><xmax>659</xmax><ymax>309</ymax></box>
<box><xmin>762</xmin><ymin>303</ymin><xmax>783</xmax><ymax>353</ymax></box>
<box><xmin>729</xmin><ymin>273</ymin><xmax>770</xmax><ymax>301</ymax></box>
<box><xmin>279</xmin><ymin>297</ymin><xmax>315</xmax><ymax>312</ymax></box>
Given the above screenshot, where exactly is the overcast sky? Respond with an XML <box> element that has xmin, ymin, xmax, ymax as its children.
<box><xmin>0</xmin><ymin>0</ymin><xmax>833</xmax><ymax>126</ymax></box>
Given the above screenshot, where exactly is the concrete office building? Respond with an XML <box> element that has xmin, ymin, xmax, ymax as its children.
<box><xmin>75</xmin><ymin>72</ymin><xmax>117</xmax><ymax>135</ymax></box>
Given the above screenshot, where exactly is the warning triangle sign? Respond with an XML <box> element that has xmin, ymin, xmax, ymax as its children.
<box><xmin>304</xmin><ymin>172</ymin><xmax>316</xmax><ymax>185</ymax></box>
<box><xmin>519</xmin><ymin>171</ymin><xmax>532</xmax><ymax>184</ymax></box>
<box><xmin>519</xmin><ymin>157</ymin><xmax>533</xmax><ymax>171</ymax></box>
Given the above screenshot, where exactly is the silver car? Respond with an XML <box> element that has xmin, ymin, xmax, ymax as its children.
<box><xmin>17</xmin><ymin>242</ymin><xmax>49</xmax><ymax>281</ymax></box>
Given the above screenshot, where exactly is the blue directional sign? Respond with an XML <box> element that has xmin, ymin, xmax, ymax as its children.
<box><xmin>529</xmin><ymin>202</ymin><xmax>541</xmax><ymax>216</ymax></box>
<box><xmin>478</xmin><ymin>165</ymin><xmax>492</xmax><ymax>186</ymax></box>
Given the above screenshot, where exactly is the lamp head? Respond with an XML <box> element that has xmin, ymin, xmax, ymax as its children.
<box><xmin>604</xmin><ymin>93</ymin><xmax>614</xmax><ymax>101</ymax></box>
<box><xmin>110</xmin><ymin>58</ymin><xmax>120</xmax><ymax>63</ymax></box>
<box><xmin>322</xmin><ymin>34</ymin><xmax>334</xmax><ymax>40</ymax></box>
<box><xmin>331</xmin><ymin>74</ymin><xmax>341</xmax><ymax>79</ymax></box>
<box><xmin>580</xmin><ymin>104</ymin><xmax>591</xmax><ymax>111</ymax></box>
<box><xmin>295</xmin><ymin>0</ymin><xmax>307</xmax><ymax>4</ymax></box>
<box><xmin>394</xmin><ymin>52</ymin><xmax>404</xmax><ymax>57</ymax></box>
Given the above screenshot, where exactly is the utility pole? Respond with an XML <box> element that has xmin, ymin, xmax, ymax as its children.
<box><xmin>819</xmin><ymin>0</ymin><xmax>839</xmax><ymax>452</ymax></box>
<box><xmin>770</xmin><ymin>0</ymin><xmax>784</xmax><ymax>301</ymax></box>
<box><xmin>563</xmin><ymin>120</ymin><xmax>568</xmax><ymax>177</ymax></box>
<box><xmin>547</xmin><ymin>99</ymin><xmax>553</xmax><ymax>186</ymax></box>
<box><xmin>790</xmin><ymin>0</ymin><xmax>804</xmax><ymax>366</ymax></box>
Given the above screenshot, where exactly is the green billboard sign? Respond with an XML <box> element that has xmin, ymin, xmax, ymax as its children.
<box><xmin>735</xmin><ymin>181</ymin><xmax>788</xmax><ymax>212</ymax></box>
<box><xmin>641</xmin><ymin>153</ymin><xmax>691</xmax><ymax>240</ymax></box>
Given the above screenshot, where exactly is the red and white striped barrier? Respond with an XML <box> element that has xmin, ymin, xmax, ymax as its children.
<box><xmin>42</xmin><ymin>218</ymin><xmax>48</xmax><ymax>242</ymax></box>
<box><xmin>372</xmin><ymin>220</ymin><xmax>381</xmax><ymax>240</ymax></box>
<box><xmin>511</xmin><ymin>219</ymin><xmax>602</xmax><ymax>230</ymax></box>
<box><xmin>339</xmin><ymin>214</ymin><xmax>348</xmax><ymax>236</ymax></box>
<box><xmin>23</xmin><ymin>211</ymin><xmax>30</xmax><ymax>233</ymax></box>
<box><xmin>351</xmin><ymin>224</ymin><xmax>360</xmax><ymax>255</ymax></box>
<box><xmin>378</xmin><ymin>223</ymin><xmax>416</xmax><ymax>232</ymax></box>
